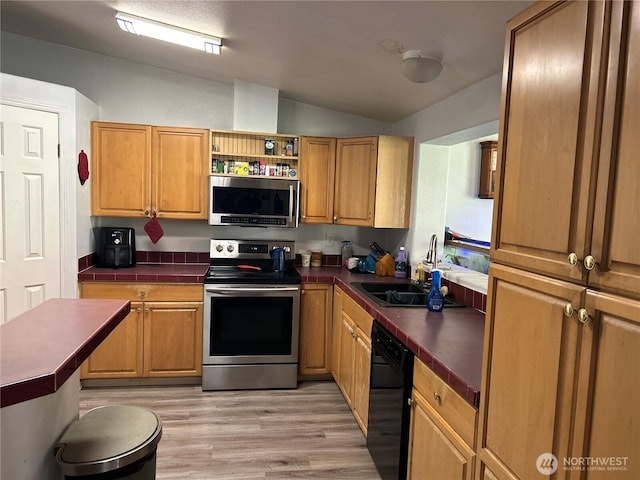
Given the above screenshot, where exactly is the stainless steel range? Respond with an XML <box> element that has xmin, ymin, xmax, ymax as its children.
<box><xmin>202</xmin><ymin>239</ymin><xmax>301</xmax><ymax>390</ymax></box>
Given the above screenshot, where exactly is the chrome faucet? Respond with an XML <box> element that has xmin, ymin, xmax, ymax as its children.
<box><xmin>426</xmin><ymin>234</ymin><xmax>437</xmax><ymax>269</ymax></box>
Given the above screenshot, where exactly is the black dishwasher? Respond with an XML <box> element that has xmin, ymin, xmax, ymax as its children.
<box><xmin>367</xmin><ymin>321</ymin><xmax>415</xmax><ymax>480</ymax></box>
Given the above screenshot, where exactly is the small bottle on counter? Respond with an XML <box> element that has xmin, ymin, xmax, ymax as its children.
<box><xmin>427</xmin><ymin>269</ymin><xmax>445</xmax><ymax>312</ymax></box>
<box><xmin>394</xmin><ymin>247</ymin><xmax>408</xmax><ymax>278</ymax></box>
<box><xmin>414</xmin><ymin>262</ymin><xmax>425</xmax><ymax>287</ymax></box>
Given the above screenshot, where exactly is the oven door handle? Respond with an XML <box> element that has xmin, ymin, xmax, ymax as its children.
<box><xmin>205</xmin><ymin>286</ymin><xmax>300</xmax><ymax>294</ymax></box>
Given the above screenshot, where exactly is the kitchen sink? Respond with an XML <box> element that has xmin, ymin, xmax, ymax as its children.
<box><xmin>351</xmin><ymin>282</ymin><xmax>466</xmax><ymax>308</ymax></box>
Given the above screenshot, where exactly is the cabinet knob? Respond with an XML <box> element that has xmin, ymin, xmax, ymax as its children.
<box><xmin>577</xmin><ymin>308</ymin><xmax>590</xmax><ymax>324</ymax></box>
<box><xmin>433</xmin><ymin>392</ymin><xmax>441</xmax><ymax>402</ymax></box>
<box><xmin>136</xmin><ymin>307</ymin><xmax>142</xmax><ymax>313</ymax></box>
<box><xmin>334</xmin><ymin>215</ymin><xmax>338</xmax><ymax>221</ymax></box>
<box><xmin>407</xmin><ymin>397</ymin><xmax>413</xmax><ymax>407</ymax></box>
<box><xmin>144</xmin><ymin>308</ymin><xmax>150</xmax><ymax>314</ymax></box>
<box><xmin>301</xmin><ymin>289</ymin><xmax>305</xmax><ymax>295</ymax></box>
<box><xmin>140</xmin><ymin>291</ymin><xmax>146</xmax><ymax>297</ymax></box>
<box><xmin>151</xmin><ymin>210</ymin><xmax>157</xmax><ymax>216</ymax></box>
<box><xmin>563</xmin><ymin>303</ymin><xmax>575</xmax><ymax>317</ymax></box>
<box><xmin>351</xmin><ymin>332</ymin><xmax>357</xmax><ymax>339</ymax></box>
<box><xmin>584</xmin><ymin>255</ymin><xmax>596</xmax><ymax>271</ymax></box>
<box><xmin>568</xmin><ymin>253</ymin><xmax>578</xmax><ymax>266</ymax></box>
<box><xmin>144</xmin><ymin>209</ymin><xmax>150</xmax><ymax>216</ymax></box>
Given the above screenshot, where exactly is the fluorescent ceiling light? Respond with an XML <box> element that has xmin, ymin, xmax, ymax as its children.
<box><xmin>115</xmin><ymin>12</ymin><xmax>222</xmax><ymax>55</ymax></box>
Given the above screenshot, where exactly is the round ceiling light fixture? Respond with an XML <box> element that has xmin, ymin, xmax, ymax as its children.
<box><xmin>401</xmin><ymin>50</ymin><xmax>443</xmax><ymax>83</ymax></box>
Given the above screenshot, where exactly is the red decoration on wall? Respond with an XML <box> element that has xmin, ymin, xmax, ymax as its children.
<box><xmin>78</xmin><ymin>150</ymin><xmax>89</xmax><ymax>185</ymax></box>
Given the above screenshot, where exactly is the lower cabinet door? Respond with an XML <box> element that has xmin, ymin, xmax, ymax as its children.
<box><xmin>352</xmin><ymin>331</ymin><xmax>371</xmax><ymax>434</ymax></box>
<box><xmin>80</xmin><ymin>302</ymin><xmax>144</xmax><ymax>379</ymax></box>
<box><xmin>298</xmin><ymin>284</ymin><xmax>333</xmax><ymax>375</ymax></box>
<box><xmin>408</xmin><ymin>390</ymin><xmax>474</xmax><ymax>480</ymax></box>
<box><xmin>143</xmin><ymin>301</ymin><xmax>203</xmax><ymax>377</ymax></box>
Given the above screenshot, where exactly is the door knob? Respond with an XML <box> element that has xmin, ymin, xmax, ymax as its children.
<box><xmin>577</xmin><ymin>309</ymin><xmax>590</xmax><ymax>324</ymax></box>
<box><xmin>584</xmin><ymin>255</ymin><xmax>596</xmax><ymax>271</ymax></box>
<box><xmin>563</xmin><ymin>303</ymin><xmax>575</xmax><ymax>317</ymax></box>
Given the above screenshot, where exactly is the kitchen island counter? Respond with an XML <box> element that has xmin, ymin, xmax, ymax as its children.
<box><xmin>0</xmin><ymin>298</ymin><xmax>131</xmax><ymax>407</ymax></box>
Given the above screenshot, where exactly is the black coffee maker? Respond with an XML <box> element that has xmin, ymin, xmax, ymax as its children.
<box><xmin>95</xmin><ymin>227</ymin><xmax>136</xmax><ymax>268</ymax></box>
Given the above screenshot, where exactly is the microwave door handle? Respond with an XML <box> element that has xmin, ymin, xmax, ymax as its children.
<box><xmin>289</xmin><ymin>184</ymin><xmax>294</xmax><ymax>223</ymax></box>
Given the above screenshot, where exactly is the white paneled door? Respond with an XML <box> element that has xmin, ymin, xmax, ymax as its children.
<box><xmin>0</xmin><ymin>104</ymin><xmax>60</xmax><ymax>323</ymax></box>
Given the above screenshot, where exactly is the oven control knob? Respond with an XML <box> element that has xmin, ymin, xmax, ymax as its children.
<box><xmin>216</xmin><ymin>244</ymin><xmax>223</xmax><ymax>252</ymax></box>
<box><xmin>227</xmin><ymin>244</ymin><xmax>235</xmax><ymax>253</ymax></box>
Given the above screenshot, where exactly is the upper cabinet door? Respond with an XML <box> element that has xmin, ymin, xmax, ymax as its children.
<box><xmin>91</xmin><ymin>122</ymin><xmax>152</xmax><ymax>217</ymax></box>
<box><xmin>334</xmin><ymin>137</ymin><xmax>378</xmax><ymax>226</ymax></box>
<box><xmin>299</xmin><ymin>136</ymin><xmax>336</xmax><ymax>224</ymax></box>
<box><xmin>589</xmin><ymin>0</ymin><xmax>640</xmax><ymax>299</ymax></box>
<box><xmin>491</xmin><ymin>1</ymin><xmax>608</xmax><ymax>284</ymax></box>
<box><xmin>152</xmin><ymin>126</ymin><xmax>209</xmax><ymax>220</ymax></box>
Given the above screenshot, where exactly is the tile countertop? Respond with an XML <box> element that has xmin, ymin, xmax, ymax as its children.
<box><xmin>77</xmin><ymin>262</ymin><xmax>484</xmax><ymax>408</ymax></box>
<box><xmin>300</xmin><ymin>266</ymin><xmax>485</xmax><ymax>408</ymax></box>
<box><xmin>78</xmin><ymin>263</ymin><xmax>208</xmax><ymax>282</ymax></box>
<box><xmin>0</xmin><ymin>299</ymin><xmax>131</xmax><ymax>408</ymax></box>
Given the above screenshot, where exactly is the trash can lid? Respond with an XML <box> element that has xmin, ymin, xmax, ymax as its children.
<box><xmin>55</xmin><ymin>405</ymin><xmax>162</xmax><ymax>476</ymax></box>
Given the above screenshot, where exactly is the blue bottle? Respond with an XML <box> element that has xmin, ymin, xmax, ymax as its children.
<box><xmin>427</xmin><ymin>269</ymin><xmax>445</xmax><ymax>312</ymax></box>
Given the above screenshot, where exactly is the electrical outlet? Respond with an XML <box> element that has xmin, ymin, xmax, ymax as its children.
<box><xmin>324</xmin><ymin>233</ymin><xmax>334</xmax><ymax>247</ymax></box>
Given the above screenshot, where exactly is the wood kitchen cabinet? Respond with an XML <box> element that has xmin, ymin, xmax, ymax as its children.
<box><xmin>408</xmin><ymin>359</ymin><xmax>477</xmax><ymax>480</ymax></box>
<box><xmin>299</xmin><ymin>135</ymin><xmax>414</xmax><ymax>227</ymax></box>
<box><xmin>330</xmin><ymin>284</ymin><xmax>344</xmax><ymax>382</ymax></box>
<box><xmin>478</xmin><ymin>264</ymin><xmax>640</xmax><ymax>480</ymax></box>
<box><xmin>79</xmin><ymin>282</ymin><xmax>203</xmax><ymax>380</ymax></box>
<box><xmin>490</xmin><ymin>0</ymin><xmax>640</xmax><ymax>299</ymax></box>
<box><xmin>299</xmin><ymin>136</ymin><xmax>336</xmax><ymax>224</ymax></box>
<box><xmin>298</xmin><ymin>283</ymin><xmax>333</xmax><ymax>376</ymax></box>
<box><xmin>480</xmin><ymin>2</ymin><xmax>640</xmax><ymax>479</ymax></box>
<box><xmin>91</xmin><ymin>122</ymin><xmax>209</xmax><ymax>219</ymax></box>
<box><xmin>478</xmin><ymin>141</ymin><xmax>497</xmax><ymax>199</ymax></box>
<box><xmin>333</xmin><ymin>287</ymin><xmax>372</xmax><ymax>435</ymax></box>
<box><xmin>334</xmin><ymin>136</ymin><xmax>414</xmax><ymax>228</ymax></box>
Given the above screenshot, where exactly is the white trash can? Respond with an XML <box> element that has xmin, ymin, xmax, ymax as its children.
<box><xmin>55</xmin><ymin>405</ymin><xmax>162</xmax><ymax>479</ymax></box>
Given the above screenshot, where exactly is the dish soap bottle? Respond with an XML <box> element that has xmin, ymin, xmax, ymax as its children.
<box><xmin>395</xmin><ymin>247</ymin><xmax>408</xmax><ymax>278</ymax></box>
<box><xmin>427</xmin><ymin>269</ymin><xmax>445</xmax><ymax>312</ymax></box>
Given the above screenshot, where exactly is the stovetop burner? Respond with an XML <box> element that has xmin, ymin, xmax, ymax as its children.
<box><xmin>204</xmin><ymin>239</ymin><xmax>301</xmax><ymax>285</ymax></box>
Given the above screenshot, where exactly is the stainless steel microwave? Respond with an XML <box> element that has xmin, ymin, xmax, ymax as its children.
<box><xmin>208</xmin><ymin>176</ymin><xmax>300</xmax><ymax>228</ymax></box>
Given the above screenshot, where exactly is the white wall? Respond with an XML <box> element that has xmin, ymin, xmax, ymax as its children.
<box><xmin>391</xmin><ymin>74</ymin><xmax>502</xmax><ymax>267</ymax></box>
<box><xmin>444</xmin><ymin>134</ymin><xmax>497</xmax><ymax>242</ymax></box>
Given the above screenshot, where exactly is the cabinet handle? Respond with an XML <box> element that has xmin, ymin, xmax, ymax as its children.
<box><xmin>144</xmin><ymin>308</ymin><xmax>150</xmax><ymax>314</ymax></box>
<box><xmin>568</xmin><ymin>253</ymin><xmax>578</xmax><ymax>266</ymax></box>
<box><xmin>433</xmin><ymin>392</ymin><xmax>441</xmax><ymax>402</ymax></box>
<box><xmin>151</xmin><ymin>210</ymin><xmax>157</xmax><ymax>216</ymax></box>
<box><xmin>136</xmin><ymin>307</ymin><xmax>142</xmax><ymax>313</ymax></box>
<box><xmin>351</xmin><ymin>332</ymin><xmax>357</xmax><ymax>339</ymax></box>
<box><xmin>144</xmin><ymin>209</ymin><xmax>150</xmax><ymax>216</ymax></box>
<box><xmin>563</xmin><ymin>303</ymin><xmax>575</xmax><ymax>317</ymax></box>
<box><xmin>584</xmin><ymin>255</ymin><xmax>596</xmax><ymax>271</ymax></box>
<box><xmin>301</xmin><ymin>289</ymin><xmax>305</xmax><ymax>295</ymax></box>
<box><xmin>334</xmin><ymin>215</ymin><xmax>338</xmax><ymax>221</ymax></box>
<box><xmin>140</xmin><ymin>291</ymin><xmax>146</xmax><ymax>297</ymax></box>
<box><xmin>577</xmin><ymin>309</ymin><xmax>590</xmax><ymax>324</ymax></box>
<box><xmin>407</xmin><ymin>397</ymin><xmax>413</xmax><ymax>407</ymax></box>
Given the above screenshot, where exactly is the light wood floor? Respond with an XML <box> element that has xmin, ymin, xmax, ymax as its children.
<box><xmin>79</xmin><ymin>381</ymin><xmax>382</xmax><ymax>479</ymax></box>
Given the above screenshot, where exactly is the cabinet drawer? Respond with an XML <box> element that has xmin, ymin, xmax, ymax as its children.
<box><xmin>413</xmin><ymin>358</ymin><xmax>477</xmax><ymax>448</ymax></box>
<box><xmin>342</xmin><ymin>293</ymin><xmax>372</xmax><ymax>338</ymax></box>
<box><xmin>80</xmin><ymin>282</ymin><xmax>203</xmax><ymax>302</ymax></box>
